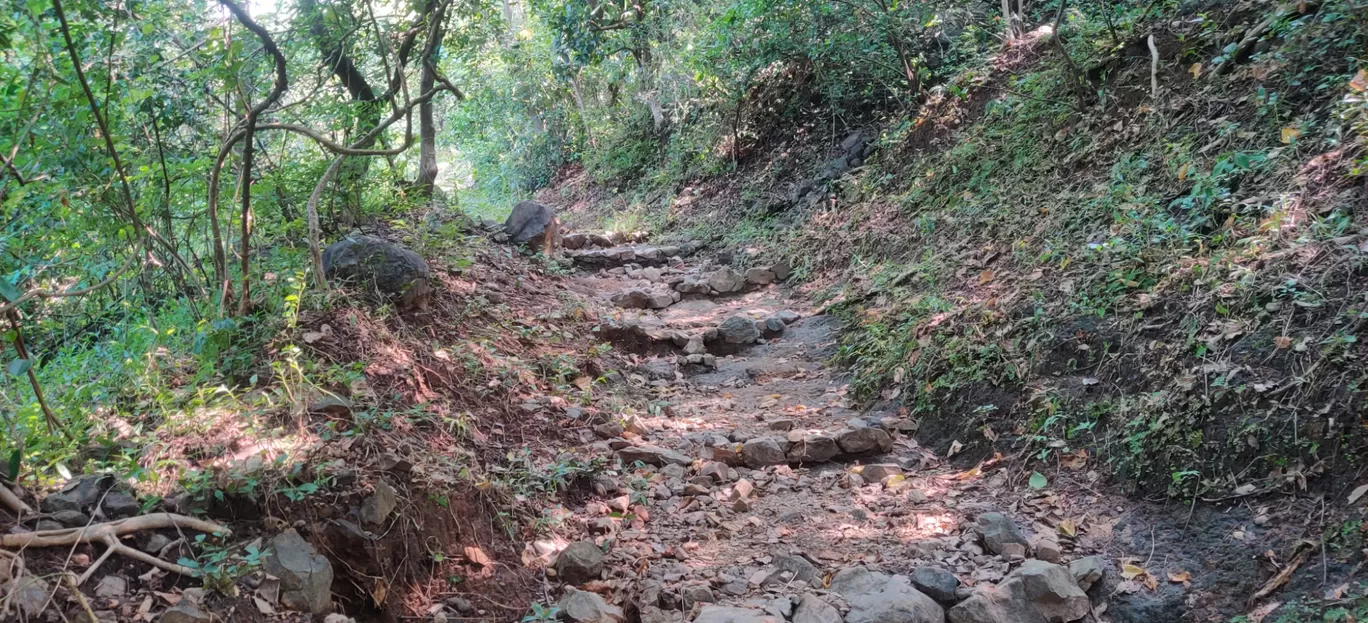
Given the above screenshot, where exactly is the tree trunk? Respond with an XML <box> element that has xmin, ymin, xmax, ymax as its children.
<box><xmin>414</xmin><ymin>0</ymin><xmax>449</xmax><ymax>193</ymax></box>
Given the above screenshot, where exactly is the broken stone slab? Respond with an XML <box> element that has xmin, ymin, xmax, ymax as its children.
<box><xmin>554</xmin><ymin>541</ymin><xmax>605</xmax><ymax>585</ymax></box>
<box><xmin>975</xmin><ymin>512</ymin><xmax>1030</xmax><ymax>557</ymax></box>
<box><xmin>829</xmin><ymin>567</ymin><xmax>944</xmax><ymax>623</ymax></box>
<box><xmin>692</xmin><ymin>606</ymin><xmax>780</xmax><ymax>623</ymax></box>
<box><xmin>770</xmin><ymin>553</ymin><xmax>819</xmax><ymax>586</ymax></box>
<box><xmin>618</xmin><ymin>445</ymin><xmax>692</xmax><ymax>467</ymax></box>
<box><xmin>560</xmin><ymin>587</ymin><xmax>625</xmax><ymax>623</ymax></box>
<box><xmin>264</xmin><ymin>529</ymin><xmax>334</xmax><ymax>615</ymax></box>
<box><xmin>94</xmin><ymin>575</ymin><xmax>128</xmax><ymax>599</ymax></box>
<box><xmin>360</xmin><ymin>480</ymin><xmax>398</xmax><ymax>527</ymax></box>
<box><xmin>835</xmin><ymin>427</ymin><xmax>893</xmax><ymax>455</ymax></box>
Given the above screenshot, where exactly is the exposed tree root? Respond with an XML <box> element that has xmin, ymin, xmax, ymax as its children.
<box><xmin>0</xmin><ymin>483</ymin><xmax>32</xmax><ymax>517</ymax></box>
<box><xmin>0</xmin><ymin>513</ymin><xmax>229</xmax><ymax>582</ymax></box>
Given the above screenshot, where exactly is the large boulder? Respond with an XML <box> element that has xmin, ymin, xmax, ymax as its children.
<box><xmin>263</xmin><ymin>529</ymin><xmax>334</xmax><ymax>615</ymax></box>
<box><xmin>829</xmin><ymin>567</ymin><xmax>944</xmax><ymax>623</ymax></box>
<box><xmin>504</xmin><ymin>201</ymin><xmax>557</xmax><ymax>246</ymax></box>
<box><xmin>322</xmin><ymin>236</ymin><xmax>430</xmax><ymax>309</ymax></box>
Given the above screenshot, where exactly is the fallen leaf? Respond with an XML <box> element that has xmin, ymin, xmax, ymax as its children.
<box><xmin>253</xmin><ymin>596</ymin><xmax>275</xmax><ymax>615</ymax></box>
<box><xmin>1280</xmin><ymin>127</ymin><xmax>1300</xmax><ymax>144</ymax></box>
<box><xmin>1249</xmin><ymin>601</ymin><xmax>1281</xmax><ymax>623</ymax></box>
<box><xmin>1058</xmin><ymin>518</ymin><xmax>1078</xmax><ymax>538</ymax></box>
<box><xmin>1274</xmin><ymin>336</ymin><xmax>1292</xmax><ymax>349</ymax></box>
<box><xmin>465</xmin><ymin>545</ymin><xmax>494</xmax><ymax>566</ymax></box>
<box><xmin>1121</xmin><ymin>563</ymin><xmax>1147</xmax><ymax>581</ymax></box>
<box><xmin>948</xmin><ymin>440</ymin><xmax>963</xmax><ymax>457</ymax></box>
<box><xmin>1189</xmin><ymin>63</ymin><xmax>1202</xmax><ymax>78</ymax></box>
<box><xmin>574</xmin><ymin>376</ymin><xmax>593</xmax><ymax>390</ymax></box>
<box><xmin>1350</xmin><ymin>69</ymin><xmax>1368</xmax><ymax>93</ymax></box>
<box><xmin>978</xmin><ymin>270</ymin><xmax>995</xmax><ymax>285</ymax></box>
<box><xmin>1028</xmin><ymin>472</ymin><xmax>1048</xmax><ymax>489</ymax></box>
<box><xmin>153</xmin><ymin>591</ymin><xmax>182</xmax><ymax>606</ymax></box>
<box><xmin>1168</xmin><ymin>571</ymin><xmax>1192</xmax><ymax>585</ymax></box>
<box><xmin>1178</xmin><ymin>162</ymin><xmax>1190</xmax><ymax>181</ymax></box>
<box><xmin>1348</xmin><ymin>484</ymin><xmax>1368</xmax><ymax>505</ymax></box>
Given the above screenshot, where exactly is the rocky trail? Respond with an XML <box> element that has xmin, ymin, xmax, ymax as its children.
<box><xmin>540</xmin><ymin>236</ymin><xmax>1266</xmax><ymax>623</ymax></box>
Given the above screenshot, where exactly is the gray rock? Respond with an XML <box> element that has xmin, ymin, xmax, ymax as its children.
<box><xmin>947</xmin><ymin>579</ymin><xmax>1033</xmax><ymax>623</ymax></box>
<box><xmin>908</xmin><ymin>567</ymin><xmax>959</xmax><ymax>603</ymax></box>
<box><xmin>160</xmin><ymin>602</ymin><xmax>212</xmax><ymax>623</ymax></box>
<box><xmin>716</xmin><ymin>316</ymin><xmax>760</xmax><ymax>344</ymax></box>
<box><xmin>770</xmin><ymin>553</ymin><xmax>819</xmax><ymax>586</ymax></box>
<box><xmin>786</xmin><ymin>434</ymin><xmax>839</xmax><ymax>463</ymax></box>
<box><xmin>554</xmin><ymin>541</ymin><xmax>605</xmax><ymax>585</ymax></box>
<box><xmin>975</xmin><ymin>513</ymin><xmax>1029</xmax><ymax>556</ymax></box>
<box><xmin>1068</xmin><ymin>556</ymin><xmax>1106</xmax><ymax>593</ymax></box>
<box><xmin>52</xmin><ymin>509</ymin><xmax>92</xmax><ymax>527</ymax></box>
<box><xmin>618</xmin><ymin>446</ymin><xmax>692</xmax><ymax>467</ymax></box>
<box><xmin>11</xmin><ymin>575</ymin><xmax>50</xmax><ymax>618</ymax></box>
<box><xmin>1015</xmin><ymin>560</ymin><xmax>1090</xmax><ymax>622</ymax></box>
<box><xmin>41</xmin><ymin>473</ymin><xmax>113</xmax><ymax>513</ymax></box>
<box><xmin>611</xmin><ymin>290</ymin><xmax>651</xmax><ymax>309</ymax></box>
<box><xmin>360</xmin><ymin>480</ymin><xmax>397</xmax><ymax>527</ymax></box>
<box><xmin>744</xmin><ymin>268</ymin><xmax>776</xmax><ymax>285</ymax></box>
<box><xmin>559</xmin><ymin>587</ymin><xmax>625</xmax><ymax>623</ymax></box>
<box><xmin>684</xmin><ymin>337</ymin><xmax>707</xmax><ymax>355</ymax></box>
<box><xmin>35</xmin><ymin>519</ymin><xmax>64</xmax><ymax>531</ymax></box>
<box><xmin>562</xmin><ymin>233</ymin><xmax>588</xmax><ymax>250</ymax></box>
<box><xmin>94</xmin><ymin>575</ymin><xmax>128</xmax><ymax>599</ymax></box>
<box><xmin>308</xmin><ymin>395</ymin><xmax>353</xmax><ymax>416</ymax></box>
<box><xmin>263</xmin><ymin>529</ymin><xmax>334</xmax><ymax>614</ymax></box>
<box><xmin>764</xmin><ymin>597</ymin><xmax>794</xmax><ymax>620</ymax></box>
<box><xmin>761</xmin><ymin>317</ymin><xmax>786</xmax><ymax>339</ymax></box>
<box><xmin>682</xmin><ymin>585</ymin><xmax>717</xmax><ymax>609</ymax></box>
<box><xmin>140</xmin><ymin>533</ymin><xmax>173</xmax><ymax>554</ymax></box>
<box><xmin>775</xmin><ymin>310</ymin><xmax>801</xmax><ymax>324</ymax></box>
<box><xmin>791</xmin><ymin>594</ymin><xmax>840</xmax><ymax>623</ymax></box>
<box><xmin>706</xmin><ymin>268</ymin><xmax>745</xmax><ymax>294</ymax></box>
<box><xmin>861</xmin><ymin>464</ymin><xmax>903</xmax><ymax>482</ymax></box>
<box><xmin>648</xmin><ymin>291</ymin><xmax>676</xmax><ymax>309</ymax></box>
<box><xmin>830</xmin><ymin>568</ymin><xmax>944</xmax><ymax>623</ymax></box>
<box><xmin>770</xmin><ymin>262</ymin><xmax>792</xmax><ymax>281</ymax></box>
<box><xmin>835</xmin><ymin>427</ymin><xmax>893</xmax><ymax>455</ymax></box>
<box><xmin>741</xmin><ymin>438</ymin><xmax>789</xmax><ymax>468</ymax></box>
<box><xmin>692</xmin><ymin>606</ymin><xmax>779</xmax><ymax>623</ymax></box>
<box><xmin>504</xmin><ymin>200</ymin><xmax>556</xmax><ymax>245</ymax></box>
<box><xmin>322</xmin><ymin>235</ymin><xmax>430</xmax><ymax>308</ymax></box>
<box><xmin>101</xmin><ymin>491</ymin><xmax>141</xmax><ymax>517</ymax></box>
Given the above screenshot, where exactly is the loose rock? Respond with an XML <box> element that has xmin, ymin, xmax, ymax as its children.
<box><xmin>618</xmin><ymin>445</ymin><xmax>692</xmax><ymax>467</ymax></box>
<box><xmin>692</xmin><ymin>606</ymin><xmax>779</xmax><ymax>623</ymax></box>
<box><xmin>975</xmin><ymin>512</ymin><xmax>1030</xmax><ymax>557</ymax></box>
<box><xmin>560</xmin><ymin>587</ymin><xmax>625</xmax><ymax>623</ymax></box>
<box><xmin>360</xmin><ymin>480</ymin><xmax>397</xmax><ymax>527</ymax></box>
<box><xmin>554</xmin><ymin>541</ymin><xmax>605</xmax><ymax>585</ymax></box>
<box><xmin>908</xmin><ymin>567</ymin><xmax>959</xmax><ymax>603</ymax></box>
<box><xmin>322</xmin><ymin>236</ymin><xmax>430</xmax><ymax>309</ymax></box>
<box><xmin>741</xmin><ymin>437</ymin><xmax>789</xmax><ymax>468</ymax></box>
<box><xmin>791</xmin><ymin>594</ymin><xmax>840</xmax><ymax>623</ymax></box>
<box><xmin>836</xmin><ymin>427</ymin><xmax>893</xmax><ymax>455</ymax></box>
<box><xmin>264</xmin><ymin>529</ymin><xmax>334</xmax><ymax>615</ymax></box>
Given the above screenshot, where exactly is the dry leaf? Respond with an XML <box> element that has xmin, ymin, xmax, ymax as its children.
<box><xmin>1189</xmin><ymin>63</ymin><xmax>1202</xmax><ymax>78</ymax></box>
<box><xmin>573</xmin><ymin>376</ymin><xmax>593</xmax><ymax>390</ymax></box>
<box><xmin>302</xmin><ymin>331</ymin><xmax>326</xmax><ymax>344</ymax></box>
<box><xmin>1350</xmin><ymin>69</ymin><xmax>1368</xmax><ymax>93</ymax></box>
<box><xmin>1249</xmin><ymin>601</ymin><xmax>1281</xmax><ymax>623</ymax></box>
<box><xmin>1143</xmin><ymin>574</ymin><xmax>1159</xmax><ymax>591</ymax></box>
<box><xmin>465</xmin><ymin>545</ymin><xmax>494</xmax><ymax>566</ymax></box>
<box><xmin>1177</xmin><ymin>162</ymin><xmax>1190</xmax><ymax>181</ymax></box>
<box><xmin>1121</xmin><ymin>563</ymin><xmax>1147</xmax><ymax>580</ymax></box>
<box><xmin>1348</xmin><ymin>484</ymin><xmax>1368</xmax><ymax>505</ymax></box>
<box><xmin>1168</xmin><ymin>571</ymin><xmax>1192</xmax><ymax>585</ymax></box>
<box><xmin>978</xmin><ymin>270</ymin><xmax>995</xmax><ymax>285</ymax></box>
<box><xmin>253</xmin><ymin>596</ymin><xmax>276</xmax><ymax>615</ymax></box>
<box><xmin>1280</xmin><ymin>127</ymin><xmax>1300</xmax><ymax>144</ymax></box>
<box><xmin>1273</xmin><ymin>336</ymin><xmax>1292</xmax><ymax>349</ymax></box>
<box><xmin>948</xmin><ymin>440</ymin><xmax>963</xmax><ymax>457</ymax></box>
<box><xmin>1058</xmin><ymin>518</ymin><xmax>1078</xmax><ymax>538</ymax></box>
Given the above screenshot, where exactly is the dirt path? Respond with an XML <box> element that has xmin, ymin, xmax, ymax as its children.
<box><xmin>547</xmin><ymin>243</ymin><xmax>1209</xmax><ymax>623</ymax></box>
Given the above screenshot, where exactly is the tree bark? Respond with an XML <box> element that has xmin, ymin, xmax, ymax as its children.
<box><xmin>415</xmin><ymin>0</ymin><xmax>451</xmax><ymax>193</ymax></box>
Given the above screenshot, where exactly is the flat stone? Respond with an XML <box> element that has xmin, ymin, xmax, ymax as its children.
<box><xmin>41</xmin><ymin>474</ymin><xmax>113</xmax><ymax>513</ymax></box>
<box><xmin>618</xmin><ymin>445</ymin><xmax>692</xmax><ymax>467</ymax></box>
<box><xmin>682</xmin><ymin>585</ymin><xmax>717</xmax><ymax>609</ymax></box>
<box><xmin>692</xmin><ymin>606</ymin><xmax>779</xmax><ymax>623</ymax></box>
<box><xmin>160</xmin><ymin>602</ymin><xmax>212</xmax><ymax>623</ymax></box>
<box><xmin>560</xmin><ymin>587</ymin><xmax>625</xmax><ymax>623</ymax></box>
<box><xmin>770</xmin><ymin>553</ymin><xmax>819</xmax><ymax>585</ymax></box>
<box><xmin>761</xmin><ymin>317</ymin><xmax>785</xmax><ymax>339</ymax></box>
<box><xmin>1068</xmin><ymin>556</ymin><xmax>1106</xmax><ymax>593</ymax></box>
<box><xmin>11</xmin><ymin>575</ymin><xmax>49</xmax><ymax>617</ymax></box>
<box><xmin>775</xmin><ymin>310</ymin><xmax>801</xmax><ymax>324</ymax></box>
<box><xmin>554</xmin><ymin>541</ymin><xmax>605</xmax><ymax>585</ymax></box>
<box><xmin>94</xmin><ymin>575</ymin><xmax>128</xmax><ymax>599</ymax></box>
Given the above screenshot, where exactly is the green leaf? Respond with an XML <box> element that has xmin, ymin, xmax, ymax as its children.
<box><xmin>6</xmin><ymin>447</ymin><xmax>20</xmax><ymax>481</ymax></box>
<box><xmin>1029</xmin><ymin>471</ymin><xmax>1048</xmax><ymax>489</ymax></box>
<box><xmin>6</xmin><ymin>358</ymin><xmax>30</xmax><ymax>376</ymax></box>
<box><xmin>0</xmin><ymin>277</ymin><xmax>20</xmax><ymax>303</ymax></box>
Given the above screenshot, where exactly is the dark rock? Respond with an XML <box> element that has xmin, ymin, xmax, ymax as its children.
<box><xmin>761</xmin><ymin>317</ymin><xmax>786</xmax><ymax>339</ymax></box>
<box><xmin>503</xmin><ymin>200</ymin><xmax>557</xmax><ymax>245</ymax></box>
<box><xmin>52</xmin><ymin>509</ymin><xmax>91</xmax><ymax>527</ymax></box>
<box><xmin>322</xmin><ymin>235</ymin><xmax>430</xmax><ymax>309</ymax></box>
<box><xmin>975</xmin><ymin>512</ymin><xmax>1029</xmax><ymax>556</ymax></box>
<box><xmin>35</xmin><ymin>519</ymin><xmax>64</xmax><ymax>531</ymax></box>
<box><xmin>770</xmin><ymin>262</ymin><xmax>792</xmax><ymax>281</ymax></box>
<box><xmin>263</xmin><ymin>528</ymin><xmax>334</xmax><ymax>614</ymax></box>
<box><xmin>786</xmin><ymin>433</ymin><xmax>839</xmax><ymax>463</ymax></box>
<box><xmin>743</xmin><ymin>268</ymin><xmax>776</xmax><ymax>285</ymax></box>
<box><xmin>159</xmin><ymin>603</ymin><xmax>212</xmax><ymax>623</ymax></box>
<box><xmin>41</xmin><ymin>473</ymin><xmax>113</xmax><ymax>513</ymax></box>
<box><xmin>770</xmin><ymin>553</ymin><xmax>819</xmax><ymax>586</ymax></box>
<box><xmin>775</xmin><ymin>310</ymin><xmax>801</xmax><ymax>324</ymax></box>
<box><xmin>835</xmin><ymin>427</ymin><xmax>893</xmax><ymax>455</ymax></box>
<box><xmin>682</xmin><ymin>585</ymin><xmax>717</xmax><ymax>609</ymax></box>
<box><xmin>11</xmin><ymin>575</ymin><xmax>49</xmax><ymax>618</ymax></box>
<box><xmin>308</xmin><ymin>395</ymin><xmax>353</xmax><ymax>417</ymax></box>
<box><xmin>716</xmin><ymin>316</ymin><xmax>760</xmax><ymax>345</ymax></box>
<box><xmin>791</xmin><ymin>594</ymin><xmax>840</xmax><ymax>623</ymax></box>
<box><xmin>562</xmin><ymin>233</ymin><xmax>588</xmax><ymax>250</ymax></box>
<box><xmin>612</xmin><ymin>290</ymin><xmax>652</xmax><ymax>309</ymax></box>
<box><xmin>741</xmin><ymin>437</ymin><xmax>789</xmax><ymax>468</ymax></box>
<box><xmin>554</xmin><ymin>541</ymin><xmax>605</xmax><ymax>585</ymax></box>
<box><xmin>1069</xmin><ymin>556</ymin><xmax>1105</xmax><ymax>593</ymax></box>
<box><xmin>909</xmin><ymin>567</ymin><xmax>959</xmax><ymax>603</ymax></box>
<box><xmin>618</xmin><ymin>446</ymin><xmax>691</xmax><ymax>467</ymax></box>
<box><xmin>102</xmin><ymin>491</ymin><xmax>141</xmax><ymax>518</ymax></box>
